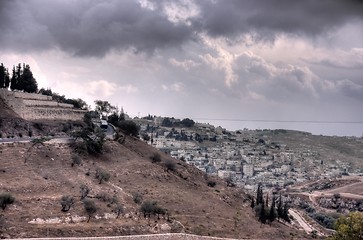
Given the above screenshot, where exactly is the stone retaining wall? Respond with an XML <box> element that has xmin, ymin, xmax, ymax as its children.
<box><xmin>23</xmin><ymin>99</ymin><xmax>73</xmax><ymax>108</ymax></box>
<box><xmin>13</xmin><ymin>233</ymin><xmax>242</xmax><ymax>240</ymax></box>
<box><xmin>0</xmin><ymin>89</ymin><xmax>85</xmax><ymax>121</ymax></box>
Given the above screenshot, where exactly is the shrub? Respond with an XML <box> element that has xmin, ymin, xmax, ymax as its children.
<box><xmin>33</xmin><ymin>122</ymin><xmax>43</xmax><ymax>131</ymax></box>
<box><xmin>132</xmin><ymin>192</ymin><xmax>143</xmax><ymax>204</ymax></box>
<box><xmin>140</xmin><ymin>200</ymin><xmax>166</xmax><ymax>219</ymax></box>
<box><xmin>71</xmin><ymin>154</ymin><xmax>82</xmax><ymax>167</ymax></box>
<box><xmin>114</xmin><ymin>204</ymin><xmax>124</xmax><ymax>219</ymax></box>
<box><xmin>95</xmin><ymin>192</ymin><xmax>112</xmax><ymax>202</ymax></box>
<box><xmin>150</xmin><ymin>153</ymin><xmax>162</xmax><ymax>163</ymax></box>
<box><xmin>80</xmin><ymin>184</ymin><xmax>90</xmax><ymax>200</ymax></box>
<box><xmin>95</xmin><ymin>168</ymin><xmax>111</xmax><ymax>184</ymax></box>
<box><xmin>0</xmin><ymin>193</ymin><xmax>15</xmax><ymax>210</ymax></box>
<box><xmin>60</xmin><ymin>195</ymin><xmax>74</xmax><ymax>212</ymax></box>
<box><xmin>164</xmin><ymin>160</ymin><xmax>176</xmax><ymax>172</ymax></box>
<box><xmin>207</xmin><ymin>180</ymin><xmax>216</xmax><ymax>187</ymax></box>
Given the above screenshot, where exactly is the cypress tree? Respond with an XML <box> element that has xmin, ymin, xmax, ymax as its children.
<box><xmin>250</xmin><ymin>197</ymin><xmax>255</xmax><ymax>209</ymax></box>
<box><xmin>0</xmin><ymin>63</ymin><xmax>5</xmax><ymax>88</ymax></box>
<box><xmin>268</xmin><ymin>195</ymin><xmax>276</xmax><ymax>223</ymax></box>
<box><xmin>282</xmin><ymin>202</ymin><xmax>290</xmax><ymax>222</ymax></box>
<box><xmin>258</xmin><ymin>200</ymin><xmax>266</xmax><ymax>224</ymax></box>
<box><xmin>4</xmin><ymin>68</ymin><xmax>10</xmax><ymax>88</ymax></box>
<box><xmin>256</xmin><ymin>183</ymin><xmax>263</xmax><ymax>205</ymax></box>
<box><xmin>10</xmin><ymin>66</ymin><xmax>17</xmax><ymax>91</ymax></box>
<box><xmin>20</xmin><ymin>65</ymin><xmax>37</xmax><ymax>93</ymax></box>
<box><xmin>277</xmin><ymin>193</ymin><xmax>283</xmax><ymax>220</ymax></box>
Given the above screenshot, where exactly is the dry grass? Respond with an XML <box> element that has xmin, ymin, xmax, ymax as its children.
<box><xmin>0</xmin><ymin>139</ymin><xmax>303</xmax><ymax>239</ymax></box>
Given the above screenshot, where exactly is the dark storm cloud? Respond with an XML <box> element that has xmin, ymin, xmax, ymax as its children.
<box><xmin>0</xmin><ymin>0</ymin><xmax>193</xmax><ymax>56</ymax></box>
<box><xmin>195</xmin><ymin>0</ymin><xmax>363</xmax><ymax>38</ymax></box>
<box><xmin>1</xmin><ymin>0</ymin><xmax>363</xmax><ymax>56</ymax></box>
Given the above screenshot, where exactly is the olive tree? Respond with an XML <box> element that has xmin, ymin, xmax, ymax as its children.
<box><xmin>83</xmin><ymin>199</ymin><xmax>97</xmax><ymax>223</ymax></box>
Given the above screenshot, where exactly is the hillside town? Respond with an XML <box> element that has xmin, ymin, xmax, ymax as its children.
<box><xmin>135</xmin><ymin>116</ymin><xmax>360</xmax><ymax>192</ymax></box>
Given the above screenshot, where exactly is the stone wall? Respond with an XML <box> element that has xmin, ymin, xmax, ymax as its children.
<box><xmin>23</xmin><ymin>99</ymin><xmax>73</xmax><ymax>108</ymax></box>
<box><xmin>0</xmin><ymin>89</ymin><xmax>86</xmax><ymax>121</ymax></box>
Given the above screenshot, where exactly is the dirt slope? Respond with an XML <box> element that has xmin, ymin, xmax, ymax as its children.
<box><xmin>0</xmin><ymin>98</ymin><xmax>20</xmax><ymax>119</ymax></box>
<box><xmin>0</xmin><ymin>138</ymin><xmax>306</xmax><ymax>239</ymax></box>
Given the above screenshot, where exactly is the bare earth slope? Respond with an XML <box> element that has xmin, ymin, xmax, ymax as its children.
<box><xmin>0</xmin><ymin>98</ymin><xmax>20</xmax><ymax>119</ymax></box>
<box><xmin>0</xmin><ymin>138</ymin><xmax>304</xmax><ymax>239</ymax></box>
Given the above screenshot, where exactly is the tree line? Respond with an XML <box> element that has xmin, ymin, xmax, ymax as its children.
<box><xmin>251</xmin><ymin>183</ymin><xmax>290</xmax><ymax>224</ymax></box>
<box><xmin>0</xmin><ymin>63</ymin><xmax>38</xmax><ymax>93</ymax></box>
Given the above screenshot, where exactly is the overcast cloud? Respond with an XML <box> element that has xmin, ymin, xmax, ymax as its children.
<box><xmin>0</xmin><ymin>0</ymin><xmax>362</xmax><ymax>136</ymax></box>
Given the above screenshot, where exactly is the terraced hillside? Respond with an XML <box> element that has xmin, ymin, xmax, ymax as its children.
<box><xmin>0</xmin><ymin>138</ymin><xmax>305</xmax><ymax>239</ymax></box>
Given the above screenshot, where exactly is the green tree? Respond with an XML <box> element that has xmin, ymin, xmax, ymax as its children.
<box><xmin>83</xmin><ymin>199</ymin><xmax>97</xmax><ymax>223</ymax></box>
<box><xmin>0</xmin><ymin>63</ymin><xmax>7</xmax><ymax>88</ymax></box>
<box><xmin>140</xmin><ymin>200</ymin><xmax>165</xmax><ymax>219</ymax></box>
<box><xmin>256</xmin><ymin>183</ymin><xmax>263</xmax><ymax>205</ymax></box>
<box><xmin>282</xmin><ymin>202</ymin><xmax>290</xmax><ymax>222</ymax></box>
<box><xmin>250</xmin><ymin>197</ymin><xmax>255</xmax><ymax>209</ymax></box>
<box><xmin>117</xmin><ymin>120</ymin><xmax>140</xmax><ymax>137</ymax></box>
<box><xmin>258</xmin><ymin>200</ymin><xmax>267</xmax><ymax>224</ymax></box>
<box><xmin>19</xmin><ymin>64</ymin><xmax>37</xmax><ymax>93</ymax></box>
<box><xmin>268</xmin><ymin>195</ymin><xmax>277</xmax><ymax>223</ymax></box>
<box><xmin>10</xmin><ymin>66</ymin><xmax>17</xmax><ymax>91</ymax></box>
<box><xmin>0</xmin><ymin>193</ymin><xmax>15</xmax><ymax>210</ymax></box>
<box><xmin>277</xmin><ymin>193</ymin><xmax>283</xmax><ymax>220</ymax></box>
<box><xmin>180</xmin><ymin>118</ymin><xmax>195</xmax><ymax>128</ymax></box>
<box><xmin>94</xmin><ymin>100</ymin><xmax>116</xmax><ymax>119</ymax></box>
<box><xmin>331</xmin><ymin>212</ymin><xmax>363</xmax><ymax>240</ymax></box>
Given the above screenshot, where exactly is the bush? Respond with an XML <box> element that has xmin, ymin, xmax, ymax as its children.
<box><xmin>95</xmin><ymin>168</ymin><xmax>110</xmax><ymax>184</ymax></box>
<box><xmin>132</xmin><ymin>192</ymin><xmax>143</xmax><ymax>204</ymax></box>
<box><xmin>207</xmin><ymin>180</ymin><xmax>216</xmax><ymax>187</ymax></box>
<box><xmin>150</xmin><ymin>153</ymin><xmax>162</xmax><ymax>163</ymax></box>
<box><xmin>140</xmin><ymin>200</ymin><xmax>166</xmax><ymax>219</ymax></box>
<box><xmin>60</xmin><ymin>195</ymin><xmax>74</xmax><ymax>212</ymax></box>
<box><xmin>95</xmin><ymin>192</ymin><xmax>112</xmax><ymax>202</ymax></box>
<box><xmin>164</xmin><ymin>160</ymin><xmax>176</xmax><ymax>172</ymax></box>
<box><xmin>0</xmin><ymin>193</ymin><xmax>15</xmax><ymax>210</ymax></box>
<box><xmin>114</xmin><ymin>204</ymin><xmax>124</xmax><ymax>219</ymax></box>
<box><xmin>80</xmin><ymin>184</ymin><xmax>90</xmax><ymax>200</ymax></box>
<box><xmin>71</xmin><ymin>154</ymin><xmax>82</xmax><ymax>167</ymax></box>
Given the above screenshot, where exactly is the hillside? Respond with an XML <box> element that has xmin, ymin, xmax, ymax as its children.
<box><xmin>0</xmin><ymin>98</ymin><xmax>20</xmax><ymax>119</ymax></box>
<box><xmin>0</xmin><ymin>138</ymin><xmax>305</xmax><ymax>239</ymax></box>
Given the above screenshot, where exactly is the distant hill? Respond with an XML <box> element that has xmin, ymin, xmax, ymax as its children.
<box><xmin>0</xmin><ymin>138</ymin><xmax>304</xmax><ymax>239</ymax></box>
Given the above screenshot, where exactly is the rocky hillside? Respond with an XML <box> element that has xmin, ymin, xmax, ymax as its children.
<box><xmin>0</xmin><ymin>137</ymin><xmax>305</xmax><ymax>239</ymax></box>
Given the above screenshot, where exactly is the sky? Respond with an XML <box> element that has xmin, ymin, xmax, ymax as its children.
<box><xmin>0</xmin><ymin>0</ymin><xmax>363</xmax><ymax>136</ymax></box>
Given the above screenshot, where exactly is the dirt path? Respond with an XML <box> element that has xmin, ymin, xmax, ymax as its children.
<box><xmin>289</xmin><ymin>209</ymin><xmax>323</xmax><ymax>236</ymax></box>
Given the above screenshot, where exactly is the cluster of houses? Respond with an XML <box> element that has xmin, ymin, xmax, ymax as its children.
<box><xmin>135</xmin><ymin>117</ymin><xmax>351</xmax><ymax>191</ymax></box>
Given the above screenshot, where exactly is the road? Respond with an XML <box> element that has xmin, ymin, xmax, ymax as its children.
<box><xmin>289</xmin><ymin>209</ymin><xmax>323</xmax><ymax>236</ymax></box>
